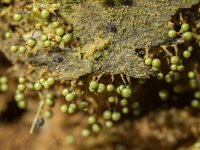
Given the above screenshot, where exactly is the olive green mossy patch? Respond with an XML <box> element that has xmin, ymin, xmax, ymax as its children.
<box><xmin>57</xmin><ymin>0</ymin><xmax>200</xmax><ymax>79</ymax></box>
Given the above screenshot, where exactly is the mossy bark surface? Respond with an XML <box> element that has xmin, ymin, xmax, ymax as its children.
<box><xmin>0</xmin><ymin>0</ymin><xmax>199</xmax><ymax>80</ymax></box>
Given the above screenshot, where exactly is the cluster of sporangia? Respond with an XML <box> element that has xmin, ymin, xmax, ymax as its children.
<box><xmin>0</xmin><ymin>0</ymin><xmax>200</xmax><ymax>142</ymax></box>
<box><xmin>7</xmin><ymin>2</ymin><xmax>73</xmax><ymax>55</ymax></box>
<box><xmin>143</xmin><ymin>22</ymin><xmax>200</xmax><ymax>107</ymax></box>
<box><xmin>0</xmin><ymin>0</ymin><xmax>138</xmax><ymax>139</ymax></box>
